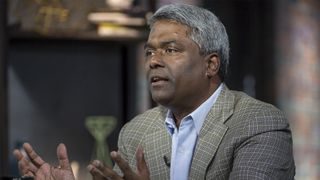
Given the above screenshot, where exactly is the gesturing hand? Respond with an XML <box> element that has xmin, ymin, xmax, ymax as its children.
<box><xmin>87</xmin><ymin>147</ymin><xmax>150</xmax><ymax>180</ymax></box>
<box><xmin>13</xmin><ymin>143</ymin><xmax>75</xmax><ymax>180</ymax></box>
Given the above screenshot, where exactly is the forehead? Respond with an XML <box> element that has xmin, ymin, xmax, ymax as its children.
<box><xmin>148</xmin><ymin>20</ymin><xmax>191</xmax><ymax>41</ymax></box>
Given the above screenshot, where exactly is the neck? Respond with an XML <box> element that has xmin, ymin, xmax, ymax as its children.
<box><xmin>171</xmin><ymin>82</ymin><xmax>221</xmax><ymax>127</ymax></box>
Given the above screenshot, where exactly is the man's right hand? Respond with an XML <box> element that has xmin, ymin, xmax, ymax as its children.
<box><xmin>13</xmin><ymin>143</ymin><xmax>75</xmax><ymax>180</ymax></box>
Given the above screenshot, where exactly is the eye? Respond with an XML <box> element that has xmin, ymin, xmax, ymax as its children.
<box><xmin>165</xmin><ymin>48</ymin><xmax>178</xmax><ymax>54</ymax></box>
<box><xmin>145</xmin><ymin>49</ymin><xmax>155</xmax><ymax>57</ymax></box>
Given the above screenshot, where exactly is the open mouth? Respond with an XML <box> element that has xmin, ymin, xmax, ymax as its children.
<box><xmin>150</xmin><ymin>76</ymin><xmax>169</xmax><ymax>84</ymax></box>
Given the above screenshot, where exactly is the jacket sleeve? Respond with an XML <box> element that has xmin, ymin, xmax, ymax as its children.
<box><xmin>229</xmin><ymin>108</ymin><xmax>295</xmax><ymax>180</ymax></box>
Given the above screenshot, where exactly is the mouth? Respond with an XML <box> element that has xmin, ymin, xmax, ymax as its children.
<box><xmin>150</xmin><ymin>76</ymin><xmax>169</xmax><ymax>84</ymax></box>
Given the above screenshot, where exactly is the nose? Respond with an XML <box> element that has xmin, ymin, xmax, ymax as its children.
<box><xmin>149</xmin><ymin>54</ymin><xmax>164</xmax><ymax>69</ymax></box>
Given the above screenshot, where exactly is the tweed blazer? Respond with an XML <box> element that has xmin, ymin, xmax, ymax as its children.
<box><xmin>114</xmin><ymin>84</ymin><xmax>295</xmax><ymax>179</ymax></box>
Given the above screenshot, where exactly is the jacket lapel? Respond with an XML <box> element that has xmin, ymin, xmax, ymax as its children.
<box><xmin>189</xmin><ymin>85</ymin><xmax>234</xmax><ymax>179</ymax></box>
<box><xmin>144</xmin><ymin>107</ymin><xmax>171</xmax><ymax>179</ymax></box>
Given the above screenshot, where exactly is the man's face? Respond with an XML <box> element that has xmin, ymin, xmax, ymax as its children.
<box><xmin>144</xmin><ymin>20</ymin><xmax>210</xmax><ymax>110</ymax></box>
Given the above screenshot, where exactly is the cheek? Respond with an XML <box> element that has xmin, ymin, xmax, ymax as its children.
<box><xmin>177</xmin><ymin>59</ymin><xmax>203</xmax><ymax>78</ymax></box>
<box><xmin>169</xmin><ymin>67</ymin><xmax>192</xmax><ymax>91</ymax></box>
<box><xmin>176</xmin><ymin>65</ymin><xmax>205</xmax><ymax>90</ymax></box>
<box><xmin>144</xmin><ymin>61</ymin><xmax>149</xmax><ymax>71</ymax></box>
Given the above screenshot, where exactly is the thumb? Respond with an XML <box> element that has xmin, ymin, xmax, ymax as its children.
<box><xmin>57</xmin><ymin>143</ymin><xmax>72</xmax><ymax>170</ymax></box>
<box><xmin>136</xmin><ymin>146</ymin><xmax>149</xmax><ymax>177</ymax></box>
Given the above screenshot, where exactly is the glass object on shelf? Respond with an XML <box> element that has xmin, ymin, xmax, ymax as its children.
<box><xmin>85</xmin><ymin>116</ymin><xmax>117</xmax><ymax>166</ymax></box>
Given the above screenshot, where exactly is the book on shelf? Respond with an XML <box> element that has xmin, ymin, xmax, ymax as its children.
<box><xmin>97</xmin><ymin>23</ymin><xmax>142</xmax><ymax>37</ymax></box>
<box><xmin>88</xmin><ymin>12</ymin><xmax>147</xmax><ymax>38</ymax></box>
<box><xmin>88</xmin><ymin>12</ymin><xmax>146</xmax><ymax>26</ymax></box>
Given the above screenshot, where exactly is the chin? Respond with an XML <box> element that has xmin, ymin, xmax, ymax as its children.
<box><xmin>151</xmin><ymin>94</ymin><xmax>172</xmax><ymax>107</ymax></box>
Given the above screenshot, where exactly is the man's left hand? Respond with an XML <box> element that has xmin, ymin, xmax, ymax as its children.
<box><xmin>87</xmin><ymin>147</ymin><xmax>150</xmax><ymax>180</ymax></box>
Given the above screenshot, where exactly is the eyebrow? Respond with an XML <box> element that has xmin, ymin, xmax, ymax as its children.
<box><xmin>144</xmin><ymin>40</ymin><xmax>179</xmax><ymax>50</ymax></box>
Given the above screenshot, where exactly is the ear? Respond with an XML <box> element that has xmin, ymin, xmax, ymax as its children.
<box><xmin>205</xmin><ymin>53</ymin><xmax>220</xmax><ymax>78</ymax></box>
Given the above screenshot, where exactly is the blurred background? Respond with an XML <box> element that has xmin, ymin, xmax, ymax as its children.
<box><xmin>0</xmin><ymin>0</ymin><xmax>319</xmax><ymax>179</ymax></box>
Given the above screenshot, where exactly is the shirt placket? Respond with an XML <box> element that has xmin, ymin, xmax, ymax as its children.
<box><xmin>171</xmin><ymin>118</ymin><xmax>197</xmax><ymax>180</ymax></box>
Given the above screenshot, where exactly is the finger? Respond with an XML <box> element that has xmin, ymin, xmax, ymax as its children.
<box><xmin>87</xmin><ymin>164</ymin><xmax>106</xmax><ymax>180</ymax></box>
<box><xmin>89</xmin><ymin>160</ymin><xmax>122</xmax><ymax>180</ymax></box>
<box><xmin>56</xmin><ymin>143</ymin><xmax>72</xmax><ymax>170</ymax></box>
<box><xmin>23</xmin><ymin>143</ymin><xmax>45</xmax><ymax>168</ymax></box>
<box><xmin>18</xmin><ymin>159</ymin><xmax>37</xmax><ymax>175</ymax></box>
<box><xmin>21</xmin><ymin>171</ymin><xmax>34</xmax><ymax>178</ymax></box>
<box><xmin>111</xmin><ymin>151</ymin><xmax>135</xmax><ymax>179</ymax></box>
<box><xmin>135</xmin><ymin>147</ymin><xmax>149</xmax><ymax>177</ymax></box>
<box><xmin>13</xmin><ymin>149</ymin><xmax>24</xmax><ymax>161</ymax></box>
<box><xmin>18</xmin><ymin>159</ymin><xmax>34</xmax><ymax>176</ymax></box>
<box><xmin>13</xmin><ymin>149</ymin><xmax>37</xmax><ymax>176</ymax></box>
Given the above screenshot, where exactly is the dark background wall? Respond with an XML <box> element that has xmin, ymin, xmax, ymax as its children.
<box><xmin>0</xmin><ymin>0</ymin><xmax>8</xmax><ymax>176</ymax></box>
<box><xmin>204</xmin><ymin>0</ymin><xmax>276</xmax><ymax>104</ymax></box>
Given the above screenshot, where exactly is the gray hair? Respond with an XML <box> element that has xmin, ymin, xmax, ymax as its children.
<box><xmin>148</xmin><ymin>4</ymin><xmax>230</xmax><ymax>81</ymax></box>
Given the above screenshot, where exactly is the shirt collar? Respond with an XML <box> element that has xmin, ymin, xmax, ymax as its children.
<box><xmin>165</xmin><ymin>83</ymin><xmax>223</xmax><ymax>135</ymax></box>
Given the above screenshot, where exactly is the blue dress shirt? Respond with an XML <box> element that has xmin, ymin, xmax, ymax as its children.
<box><xmin>165</xmin><ymin>84</ymin><xmax>223</xmax><ymax>180</ymax></box>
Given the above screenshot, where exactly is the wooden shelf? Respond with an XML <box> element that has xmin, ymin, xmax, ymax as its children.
<box><xmin>8</xmin><ymin>26</ymin><xmax>148</xmax><ymax>42</ymax></box>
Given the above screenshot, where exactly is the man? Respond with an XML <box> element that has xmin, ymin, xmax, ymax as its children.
<box><xmin>14</xmin><ymin>4</ymin><xmax>295</xmax><ymax>180</ymax></box>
